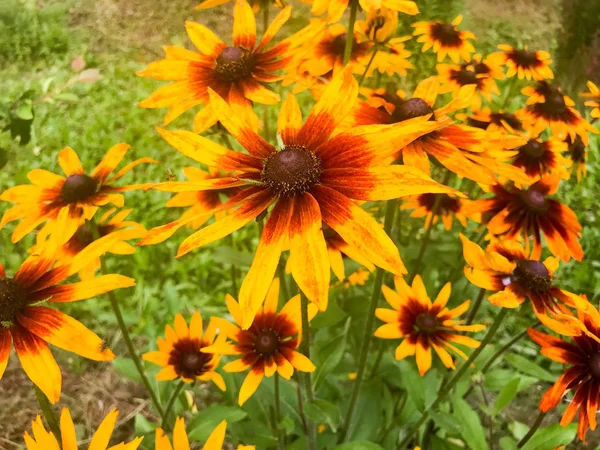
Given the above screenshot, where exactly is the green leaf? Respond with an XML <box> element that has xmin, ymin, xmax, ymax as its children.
<box><xmin>112</xmin><ymin>358</ymin><xmax>142</xmax><ymax>382</ymax></box>
<box><xmin>499</xmin><ymin>436</ymin><xmax>518</xmax><ymax>450</ymax></box>
<box><xmin>520</xmin><ymin>424</ymin><xmax>577</xmax><ymax>450</ymax></box>
<box><xmin>16</xmin><ymin>102</ymin><xmax>33</xmax><ymax>120</ymax></box>
<box><xmin>397</xmin><ymin>360</ymin><xmax>425</xmax><ymax>411</ymax></box>
<box><xmin>332</xmin><ymin>442</ymin><xmax>385</xmax><ymax>450</ymax></box>
<box><xmin>504</xmin><ymin>353</ymin><xmax>556</xmax><ymax>382</ymax></box>
<box><xmin>187</xmin><ymin>405</ymin><xmax>247</xmax><ymax>441</ymax></box>
<box><xmin>55</xmin><ymin>92</ymin><xmax>80</xmax><ymax>103</ymax></box>
<box><xmin>494</xmin><ymin>377</ymin><xmax>520</xmax><ymax>414</ymax></box>
<box><xmin>134</xmin><ymin>414</ymin><xmax>155</xmax><ymax>434</ymax></box>
<box><xmin>451</xmin><ymin>395</ymin><xmax>487</xmax><ymax>450</ymax></box>
<box><xmin>305</xmin><ymin>399</ymin><xmax>342</xmax><ymax>432</ymax></box>
<box><xmin>313</xmin><ymin>319</ymin><xmax>350</xmax><ymax>391</ymax></box>
<box><xmin>431</xmin><ymin>410</ymin><xmax>462</xmax><ymax>434</ymax></box>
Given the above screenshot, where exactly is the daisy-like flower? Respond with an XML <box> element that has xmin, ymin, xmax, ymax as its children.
<box><xmin>340</xmin><ymin>267</ymin><xmax>371</xmax><ymax>288</ymax></box>
<box><xmin>466</xmin><ymin>174</ymin><xmax>583</xmax><ymax>261</ymax></box>
<box><xmin>461</xmin><ymin>108</ymin><xmax>524</xmax><ymax>134</ymax></box>
<box><xmin>203</xmin><ymin>279</ymin><xmax>318</xmax><ymax>405</ymax></box>
<box><xmin>356</xmin><ymin>7</ymin><xmax>398</xmax><ymax>43</ymax></box>
<box><xmin>437</xmin><ymin>61</ymin><xmax>500</xmax><ymax>110</ymax></box>
<box><xmin>412</xmin><ymin>15</ymin><xmax>475</xmax><ymax>63</ymax></box>
<box><xmin>564</xmin><ymin>136</ymin><xmax>588</xmax><ymax>182</ymax></box>
<box><xmin>511</xmin><ymin>135</ymin><xmax>568</xmax><ymax>182</ymax></box>
<box><xmin>460</xmin><ymin>235</ymin><xmax>587</xmax><ymax>332</ymax></box>
<box><xmin>24</xmin><ymin>408</ymin><xmax>143</xmax><ymax>450</ymax></box>
<box><xmin>580</xmin><ymin>80</ymin><xmax>600</xmax><ymax>118</ymax></box>
<box><xmin>156</xmin><ymin>418</ymin><xmax>254</xmax><ymax>450</ymax></box>
<box><xmin>139</xmin><ymin>69</ymin><xmax>458</xmax><ymax>327</ymax></box>
<box><xmin>143</xmin><ymin>312</ymin><xmax>226</xmax><ymax>390</ymax></box>
<box><xmin>0</xmin><ymin>228</ymin><xmax>134</xmax><ymax>403</ymax></box>
<box><xmin>350</xmin><ymin>77</ymin><xmax>526</xmax><ymax>184</ymax></box>
<box><xmin>137</xmin><ymin>0</ymin><xmax>308</xmax><ymax>133</ymax></box>
<box><xmin>401</xmin><ymin>193</ymin><xmax>480</xmax><ymax>230</ymax></box>
<box><xmin>517</xmin><ymin>81</ymin><xmax>597</xmax><ymax>144</ymax></box>
<box><xmin>374</xmin><ymin>275</ymin><xmax>485</xmax><ymax>376</ymax></box>
<box><xmin>528</xmin><ymin>305</ymin><xmax>600</xmax><ymax>442</ymax></box>
<box><xmin>0</xmin><ymin>144</ymin><xmax>153</xmax><ymax>244</ymax></box>
<box><xmin>30</xmin><ymin>209</ymin><xmax>147</xmax><ymax>280</ymax></box>
<box><xmin>309</xmin><ymin>0</ymin><xmax>417</xmax><ymax>26</ymax></box>
<box><xmin>489</xmin><ymin>44</ymin><xmax>553</xmax><ymax>80</ymax></box>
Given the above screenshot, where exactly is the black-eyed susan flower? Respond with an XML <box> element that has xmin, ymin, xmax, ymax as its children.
<box><xmin>460</xmin><ymin>235</ymin><xmax>587</xmax><ymax>332</ymax></box>
<box><xmin>156</xmin><ymin>418</ymin><xmax>254</xmax><ymax>450</ymax></box>
<box><xmin>489</xmin><ymin>44</ymin><xmax>553</xmax><ymax>80</ymax></box>
<box><xmin>137</xmin><ymin>0</ymin><xmax>307</xmax><ymax>132</ymax></box>
<box><xmin>580</xmin><ymin>80</ymin><xmax>600</xmax><ymax>118</ymax></box>
<box><xmin>564</xmin><ymin>136</ymin><xmax>588</xmax><ymax>182</ymax></box>
<box><xmin>413</xmin><ymin>15</ymin><xmax>475</xmax><ymax>63</ymax></box>
<box><xmin>0</xmin><ymin>144</ymin><xmax>153</xmax><ymax>244</ymax></box>
<box><xmin>203</xmin><ymin>279</ymin><xmax>318</xmax><ymax>405</ymax></box>
<box><xmin>375</xmin><ymin>275</ymin><xmax>485</xmax><ymax>376</ymax></box>
<box><xmin>341</xmin><ymin>267</ymin><xmax>371</xmax><ymax>288</ymax></box>
<box><xmin>0</xmin><ymin>230</ymin><xmax>134</xmax><ymax>403</ymax></box>
<box><xmin>350</xmin><ymin>77</ymin><xmax>527</xmax><ymax>184</ymax></box>
<box><xmin>511</xmin><ymin>135</ymin><xmax>568</xmax><ymax>182</ymax></box>
<box><xmin>528</xmin><ymin>306</ymin><xmax>600</xmax><ymax>442</ymax></box>
<box><xmin>465</xmin><ymin>175</ymin><xmax>583</xmax><ymax>262</ymax></box>
<box><xmin>143</xmin><ymin>312</ymin><xmax>226</xmax><ymax>390</ymax></box>
<box><xmin>437</xmin><ymin>60</ymin><xmax>500</xmax><ymax>110</ymax></box>
<box><xmin>139</xmin><ymin>69</ymin><xmax>458</xmax><ymax>327</ymax></box>
<box><xmin>356</xmin><ymin>7</ymin><xmax>398</xmax><ymax>43</ymax></box>
<box><xmin>461</xmin><ymin>107</ymin><xmax>524</xmax><ymax>134</ymax></box>
<box><xmin>401</xmin><ymin>193</ymin><xmax>480</xmax><ymax>230</ymax></box>
<box><xmin>309</xmin><ymin>0</ymin><xmax>417</xmax><ymax>26</ymax></box>
<box><xmin>24</xmin><ymin>408</ymin><xmax>143</xmax><ymax>450</ymax></box>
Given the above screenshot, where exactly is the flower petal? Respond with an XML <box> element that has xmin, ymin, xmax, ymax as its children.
<box><xmin>233</xmin><ymin>0</ymin><xmax>257</xmax><ymax>49</ymax></box>
<box><xmin>89</xmin><ymin>409</ymin><xmax>118</xmax><ymax>450</ymax></box>
<box><xmin>239</xmin><ymin>369</ymin><xmax>264</xmax><ymax>406</ymax></box>
<box><xmin>204</xmin><ymin>420</ymin><xmax>227</xmax><ymax>450</ymax></box>
<box><xmin>185</xmin><ymin>21</ymin><xmax>226</xmax><ymax>55</ymax></box>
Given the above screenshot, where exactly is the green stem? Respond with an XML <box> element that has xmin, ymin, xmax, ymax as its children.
<box><xmin>517</xmin><ymin>411</ymin><xmax>547</xmax><ymax>448</ymax></box>
<box><xmin>34</xmin><ymin>386</ymin><xmax>61</xmax><ymax>444</ymax></box>
<box><xmin>358</xmin><ymin>47</ymin><xmax>379</xmax><ymax>86</ymax></box>
<box><xmin>274</xmin><ymin>374</ymin><xmax>284</xmax><ymax>450</ymax></box>
<box><xmin>338</xmin><ymin>199</ymin><xmax>397</xmax><ymax>443</ymax></box>
<box><xmin>397</xmin><ymin>308</ymin><xmax>510</xmax><ymax>449</ymax></box>
<box><xmin>163</xmin><ymin>380</ymin><xmax>186</xmax><ymax>429</ymax></box>
<box><xmin>465</xmin><ymin>288</ymin><xmax>486</xmax><ymax>325</ymax></box>
<box><xmin>343</xmin><ymin>0</ymin><xmax>358</xmax><ymax>65</ymax></box>
<box><xmin>300</xmin><ymin>294</ymin><xmax>317</xmax><ymax>450</ymax></box>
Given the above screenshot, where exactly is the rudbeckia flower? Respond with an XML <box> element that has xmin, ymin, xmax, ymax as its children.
<box><xmin>0</xmin><ymin>229</ymin><xmax>135</xmax><ymax>403</ymax></box>
<box><xmin>465</xmin><ymin>174</ymin><xmax>583</xmax><ymax>261</ymax></box>
<box><xmin>356</xmin><ymin>7</ymin><xmax>398</xmax><ymax>43</ymax></box>
<box><xmin>460</xmin><ymin>235</ymin><xmax>587</xmax><ymax>332</ymax></box>
<box><xmin>374</xmin><ymin>275</ymin><xmax>485</xmax><ymax>376</ymax></box>
<box><xmin>30</xmin><ymin>209</ymin><xmax>147</xmax><ymax>280</ymax></box>
<box><xmin>139</xmin><ymin>68</ymin><xmax>457</xmax><ymax>327</ymax></box>
<box><xmin>401</xmin><ymin>193</ymin><xmax>480</xmax><ymax>230</ymax></box>
<box><xmin>143</xmin><ymin>312</ymin><xmax>226</xmax><ymax>390</ymax></box>
<box><xmin>511</xmin><ymin>135</ymin><xmax>568</xmax><ymax>182</ymax></box>
<box><xmin>308</xmin><ymin>0</ymin><xmax>417</xmax><ymax>26</ymax></box>
<box><xmin>350</xmin><ymin>77</ymin><xmax>526</xmax><ymax>184</ymax></box>
<box><xmin>412</xmin><ymin>15</ymin><xmax>475</xmax><ymax>63</ymax></box>
<box><xmin>580</xmin><ymin>80</ymin><xmax>600</xmax><ymax>118</ymax></box>
<box><xmin>564</xmin><ymin>136</ymin><xmax>588</xmax><ymax>182</ymax></box>
<box><xmin>489</xmin><ymin>44</ymin><xmax>553</xmax><ymax>80</ymax></box>
<box><xmin>24</xmin><ymin>408</ymin><xmax>143</xmax><ymax>450</ymax></box>
<box><xmin>437</xmin><ymin>60</ymin><xmax>501</xmax><ymax>110</ymax></box>
<box><xmin>137</xmin><ymin>0</ymin><xmax>310</xmax><ymax>133</ymax></box>
<box><xmin>203</xmin><ymin>279</ymin><xmax>318</xmax><ymax>405</ymax></box>
<box><xmin>460</xmin><ymin>107</ymin><xmax>524</xmax><ymax>135</ymax></box>
<box><xmin>156</xmin><ymin>418</ymin><xmax>254</xmax><ymax>450</ymax></box>
<box><xmin>0</xmin><ymin>144</ymin><xmax>153</xmax><ymax>244</ymax></box>
<box><xmin>528</xmin><ymin>304</ymin><xmax>600</xmax><ymax>441</ymax></box>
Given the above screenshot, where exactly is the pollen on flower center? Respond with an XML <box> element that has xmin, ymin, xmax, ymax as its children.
<box><xmin>254</xmin><ymin>329</ymin><xmax>280</xmax><ymax>357</ymax></box>
<box><xmin>521</xmin><ymin>140</ymin><xmax>545</xmax><ymax>158</ymax></box>
<box><xmin>430</xmin><ymin>23</ymin><xmax>462</xmax><ymax>46</ymax></box>
<box><xmin>521</xmin><ymin>188</ymin><xmax>548</xmax><ymax>211</ymax></box>
<box><xmin>391</xmin><ymin>98</ymin><xmax>435</xmax><ymax>123</ymax></box>
<box><xmin>61</xmin><ymin>174</ymin><xmax>97</xmax><ymax>203</ymax></box>
<box><xmin>415</xmin><ymin>313</ymin><xmax>439</xmax><ymax>334</ymax></box>
<box><xmin>214</xmin><ymin>46</ymin><xmax>256</xmax><ymax>83</ymax></box>
<box><xmin>0</xmin><ymin>278</ymin><xmax>28</xmax><ymax>328</ymax></box>
<box><xmin>513</xmin><ymin>260</ymin><xmax>552</xmax><ymax>292</ymax></box>
<box><xmin>588</xmin><ymin>353</ymin><xmax>600</xmax><ymax>378</ymax></box>
<box><xmin>262</xmin><ymin>146</ymin><xmax>322</xmax><ymax>197</ymax></box>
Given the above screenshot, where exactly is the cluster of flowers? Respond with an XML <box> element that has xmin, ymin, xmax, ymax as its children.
<box><xmin>1</xmin><ymin>0</ymin><xmax>599</xmax><ymax>447</ymax></box>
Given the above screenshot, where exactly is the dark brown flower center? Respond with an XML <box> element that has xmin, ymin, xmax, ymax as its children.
<box><xmin>391</xmin><ymin>98</ymin><xmax>435</xmax><ymax>123</ymax></box>
<box><xmin>521</xmin><ymin>188</ymin><xmax>548</xmax><ymax>212</ymax></box>
<box><xmin>418</xmin><ymin>193</ymin><xmax>460</xmax><ymax>214</ymax></box>
<box><xmin>473</xmin><ymin>62</ymin><xmax>490</xmax><ymax>75</ymax></box>
<box><xmin>0</xmin><ymin>278</ymin><xmax>28</xmax><ymax>328</ymax></box>
<box><xmin>430</xmin><ymin>23</ymin><xmax>462</xmax><ymax>47</ymax></box>
<box><xmin>415</xmin><ymin>313</ymin><xmax>439</xmax><ymax>334</ymax></box>
<box><xmin>513</xmin><ymin>260</ymin><xmax>552</xmax><ymax>292</ymax></box>
<box><xmin>520</xmin><ymin>140</ymin><xmax>545</xmax><ymax>158</ymax></box>
<box><xmin>540</xmin><ymin>93</ymin><xmax>567</xmax><ymax>115</ymax></box>
<box><xmin>490</xmin><ymin>112</ymin><xmax>523</xmax><ymax>131</ymax></box>
<box><xmin>511</xmin><ymin>49</ymin><xmax>539</xmax><ymax>67</ymax></box>
<box><xmin>262</xmin><ymin>146</ymin><xmax>322</xmax><ymax>197</ymax></box>
<box><xmin>215</xmin><ymin>46</ymin><xmax>255</xmax><ymax>83</ymax></box>
<box><xmin>588</xmin><ymin>353</ymin><xmax>600</xmax><ymax>378</ymax></box>
<box><xmin>454</xmin><ymin>68</ymin><xmax>479</xmax><ymax>86</ymax></box>
<box><xmin>467</xmin><ymin>117</ymin><xmax>489</xmax><ymax>129</ymax></box>
<box><xmin>169</xmin><ymin>338</ymin><xmax>212</xmax><ymax>379</ymax></box>
<box><xmin>331</xmin><ymin>33</ymin><xmax>349</xmax><ymax>55</ymax></box>
<box><xmin>254</xmin><ymin>329</ymin><xmax>280</xmax><ymax>357</ymax></box>
<box><xmin>61</xmin><ymin>174</ymin><xmax>97</xmax><ymax>203</ymax></box>
<box><xmin>567</xmin><ymin>136</ymin><xmax>586</xmax><ymax>163</ymax></box>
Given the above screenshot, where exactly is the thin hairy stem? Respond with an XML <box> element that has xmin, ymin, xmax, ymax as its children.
<box><xmin>163</xmin><ymin>380</ymin><xmax>186</xmax><ymax>429</ymax></box>
<box><xmin>517</xmin><ymin>411</ymin><xmax>547</xmax><ymax>447</ymax></box>
<box><xmin>343</xmin><ymin>0</ymin><xmax>358</xmax><ymax>65</ymax></box>
<box><xmin>466</xmin><ymin>288</ymin><xmax>486</xmax><ymax>325</ymax></box>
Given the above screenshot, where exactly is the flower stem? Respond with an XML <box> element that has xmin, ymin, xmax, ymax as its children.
<box><xmin>358</xmin><ymin>47</ymin><xmax>379</xmax><ymax>86</ymax></box>
<box><xmin>343</xmin><ymin>0</ymin><xmax>358</xmax><ymax>65</ymax></box>
<box><xmin>300</xmin><ymin>293</ymin><xmax>317</xmax><ymax>450</ymax></box>
<box><xmin>34</xmin><ymin>386</ymin><xmax>61</xmax><ymax>444</ymax></box>
<box><xmin>517</xmin><ymin>411</ymin><xmax>547</xmax><ymax>448</ymax></box>
<box><xmin>274</xmin><ymin>374</ymin><xmax>285</xmax><ymax>450</ymax></box>
<box><xmin>338</xmin><ymin>199</ymin><xmax>397</xmax><ymax>443</ymax></box>
<box><xmin>465</xmin><ymin>288</ymin><xmax>486</xmax><ymax>325</ymax></box>
<box><xmin>163</xmin><ymin>380</ymin><xmax>186</xmax><ymax>429</ymax></box>
<box><xmin>397</xmin><ymin>307</ymin><xmax>510</xmax><ymax>449</ymax></box>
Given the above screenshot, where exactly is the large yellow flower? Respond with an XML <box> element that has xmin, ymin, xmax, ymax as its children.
<box><xmin>413</xmin><ymin>15</ymin><xmax>475</xmax><ymax>63</ymax></box>
<box><xmin>156</xmin><ymin>418</ymin><xmax>254</xmax><ymax>450</ymax></box>
<box><xmin>488</xmin><ymin>44</ymin><xmax>553</xmax><ymax>80</ymax></box>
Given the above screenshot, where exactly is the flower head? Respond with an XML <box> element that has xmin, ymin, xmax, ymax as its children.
<box><xmin>0</xmin><ymin>231</ymin><xmax>134</xmax><ymax>402</ymax></box>
<box><xmin>580</xmin><ymin>80</ymin><xmax>600</xmax><ymax>118</ymax></box>
<box><xmin>143</xmin><ymin>311</ymin><xmax>225</xmax><ymax>389</ymax></box>
<box><xmin>204</xmin><ymin>279</ymin><xmax>318</xmax><ymax>405</ymax></box>
<box><xmin>412</xmin><ymin>15</ymin><xmax>475</xmax><ymax>63</ymax></box>
<box><xmin>511</xmin><ymin>136</ymin><xmax>568</xmax><ymax>182</ymax></box>
<box><xmin>375</xmin><ymin>275</ymin><xmax>485</xmax><ymax>376</ymax></box>
<box><xmin>489</xmin><ymin>45</ymin><xmax>553</xmax><ymax>80</ymax></box>
<box><xmin>0</xmin><ymin>144</ymin><xmax>153</xmax><ymax>244</ymax></box>
<box><xmin>155</xmin><ymin>418</ymin><xmax>254</xmax><ymax>450</ymax></box>
<box><xmin>24</xmin><ymin>408</ymin><xmax>143</xmax><ymax>450</ymax></box>
<box><xmin>401</xmin><ymin>193</ymin><xmax>480</xmax><ymax>230</ymax></box>
<box><xmin>461</xmin><ymin>107</ymin><xmax>524</xmax><ymax>135</ymax></box>
<box><xmin>356</xmin><ymin>7</ymin><xmax>398</xmax><ymax>43</ymax></box>
<box><xmin>564</xmin><ymin>136</ymin><xmax>588</xmax><ymax>182</ymax></box>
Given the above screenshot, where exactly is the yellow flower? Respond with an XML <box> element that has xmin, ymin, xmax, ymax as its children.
<box><xmin>308</xmin><ymin>0</ymin><xmax>417</xmax><ymax>25</ymax></box>
<box><xmin>401</xmin><ymin>193</ymin><xmax>480</xmax><ymax>230</ymax></box>
<box><xmin>413</xmin><ymin>15</ymin><xmax>475</xmax><ymax>63</ymax></box>
<box><xmin>155</xmin><ymin>418</ymin><xmax>255</xmax><ymax>450</ymax></box>
<box><xmin>580</xmin><ymin>80</ymin><xmax>600</xmax><ymax>118</ymax></box>
<box><xmin>488</xmin><ymin>44</ymin><xmax>553</xmax><ymax>80</ymax></box>
<box><xmin>356</xmin><ymin>7</ymin><xmax>398</xmax><ymax>43</ymax></box>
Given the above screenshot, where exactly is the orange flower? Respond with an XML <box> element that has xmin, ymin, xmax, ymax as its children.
<box><xmin>203</xmin><ymin>279</ymin><xmax>318</xmax><ymax>405</ymax></box>
<box><xmin>511</xmin><ymin>135</ymin><xmax>568</xmax><ymax>182</ymax></box>
<box><xmin>564</xmin><ymin>136</ymin><xmax>588</xmax><ymax>182</ymax></box>
<box><xmin>143</xmin><ymin>312</ymin><xmax>226</xmax><ymax>389</ymax></box>
<box><xmin>0</xmin><ymin>230</ymin><xmax>135</xmax><ymax>403</ymax></box>
<box><xmin>489</xmin><ymin>45</ymin><xmax>553</xmax><ymax>80</ymax></box>
<box><xmin>412</xmin><ymin>15</ymin><xmax>475</xmax><ymax>63</ymax></box>
<box><xmin>375</xmin><ymin>275</ymin><xmax>485</xmax><ymax>376</ymax></box>
<box><xmin>528</xmin><ymin>304</ymin><xmax>600</xmax><ymax>441</ymax></box>
<box><xmin>140</xmin><ymin>69</ymin><xmax>457</xmax><ymax>327</ymax></box>
<box><xmin>460</xmin><ymin>107</ymin><xmax>524</xmax><ymax>135</ymax></box>
<box><xmin>465</xmin><ymin>175</ymin><xmax>583</xmax><ymax>262</ymax></box>
<box><xmin>580</xmin><ymin>80</ymin><xmax>600</xmax><ymax>118</ymax></box>
<box><xmin>401</xmin><ymin>193</ymin><xmax>480</xmax><ymax>230</ymax></box>
<box><xmin>0</xmin><ymin>144</ymin><xmax>153</xmax><ymax>244</ymax></box>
